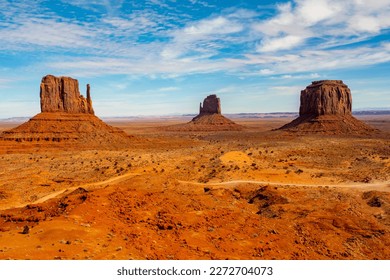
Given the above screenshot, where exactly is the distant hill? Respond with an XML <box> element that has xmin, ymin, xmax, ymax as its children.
<box><xmin>1</xmin><ymin>109</ymin><xmax>389</xmax><ymax>122</ymax></box>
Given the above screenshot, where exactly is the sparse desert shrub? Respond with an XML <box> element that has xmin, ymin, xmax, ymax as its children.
<box><xmin>295</xmin><ymin>169</ymin><xmax>303</xmax><ymax>175</ymax></box>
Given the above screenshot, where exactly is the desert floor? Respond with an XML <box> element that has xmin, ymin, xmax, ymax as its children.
<box><xmin>0</xmin><ymin>116</ymin><xmax>389</xmax><ymax>260</ymax></box>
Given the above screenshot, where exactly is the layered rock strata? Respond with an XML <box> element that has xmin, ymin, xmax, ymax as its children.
<box><xmin>279</xmin><ymin>80</ymin><xmax>376</xmax><ymax>134</ymax></box>
<box><xmin>166</xmin><ymin>94</ymin><xmax>243</xmax><ymax>131</ymax></box>
<box><xmin>198</xmin><ymin>94</ymin><xmax>221</xmax><ymax>116</ymax></box>
<box><xmin>40</xmin><ymin>75</ymin><xmax>94</xmax><ymax>114</ymax></box>
<box><xmin>1</xmin><ymin>75</ymin><xmax>132</xmax><ymax>147</ymax></box>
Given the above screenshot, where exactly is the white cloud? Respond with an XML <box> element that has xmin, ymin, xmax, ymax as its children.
<box><xmin>1</xmin><ymin>0</ymin><xmax>389</xmax><ymax>80</ymax></box>
<box><xmin>269</xmin><ymin>86</ymin><xmax>302</xmax><ymax>96</ymax></box>
<box><xmin>0</xmin><ymin>19</ymin><xmax>93</xmax><ymax>49</ymax></box>
<box><xmin>189</xmin><ymin>0</ymin><xmax>216</xmax><ymax>8</ymax></box>
<box><xmin>161</xmin><ymin>16</ymin><xmax>244</xmax><ymax>59</ymax></box>
<box><xmin>253</xmin><ymin>0</ymin><xmax>390</xmax><ymax>53</ymax></box>
<box><xmin>60</xmin><ymin>0</ymin><xmax>124</xmax><ymax>15</ymax></box>
<box><xmin>157</xmin><ymin>87</ymin><xmax>180</xmax><ymax>92</ymax></box>
<box><xmin>296</xmin><ymin>0</ymin><xmax>342</xmax><ymax>25</ymax></box>
<box><xmin>182</xmin><ymin>16</ymin><xmax>242</xmax><ymax>37</ymax></box>
<box><xmin>259</xmin><ymin>69</ymin><xmax>275</xmax><ymax>75</ymax></box>
<box><xmin>246</xmin><ymin>44</ymin><xmax>390</xmax><ymax>74</ymax></box>
<box><xmin>258</xmin><ymin>35</ymin><xmax>305</xmax><ymax>52</ymax></box>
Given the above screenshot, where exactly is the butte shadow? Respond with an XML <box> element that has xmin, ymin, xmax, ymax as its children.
<box><xmin>277</xmin><ymin>80</ymin><xmax>378</xmax><ymax>135</ymax></box>
<box><xmin>164</xmin><ymin>94</ymin><xmax>244</xmax><ymax>131</ymax></box>
<box><xmin>0</xmin><ymin>75</ymin><xmax>133</xmax><ymax>148</ymax></box>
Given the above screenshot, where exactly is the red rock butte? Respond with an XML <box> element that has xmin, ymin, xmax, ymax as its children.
<box><xmin>40</xmin><ymin>75</ymin><xmax>94</xmax><ymax>114</ymax></box>
<box><xmin>166</xmin><ymin>94</ymin><xmax>243</xmax><ymax>131</ymax></box>
<box><xmin>279</xmin><ymin>80</ymin><xmax>377</xmax><ymax>134</ymax></box>
<box><xmin>0</xmin><ymin>75</ymin><xmax>132</xmax><ymax>148</ymax></box>
<box><xmin>197</xmin><ymin>94</ymin><xmax>221</xmax><ymax>115</ymax></box>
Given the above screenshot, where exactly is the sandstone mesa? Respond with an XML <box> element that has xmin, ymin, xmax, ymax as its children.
<box><xmin>40</xmin><ymin>75</ymin><xmax>94</xmax><ymax>114</ymax></box>
<box><xmin>0</xmin><ymin>75</ymin><xmax>131</xmax><ymax>147</ymax></box>
<box><xmin>279</xmin><ymin>80</ymin><xmax>376</xmax><ymax>134</ymax></box>
<box><xmin>166</xmin><ymin>94</ymin><xmax>243</xmax><ymax>131</ymax></box>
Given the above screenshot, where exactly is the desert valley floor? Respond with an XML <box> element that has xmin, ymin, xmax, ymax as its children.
<box><xmin>0</xmin><ymin>116</ymin><xmax>389</xmax><ymax>260</ymax></box>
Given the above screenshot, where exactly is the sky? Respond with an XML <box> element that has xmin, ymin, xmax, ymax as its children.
<box><xmin>0</xmin><ymin>0</ymin><xmax>389</xmax><ymax>118</ymax></box>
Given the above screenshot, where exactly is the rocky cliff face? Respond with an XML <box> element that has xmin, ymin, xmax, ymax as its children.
<box><xmin>299</xmin><ymin>80</ymin><xmax>352</xmax><ymax>116</ymax></box>
<box><xmin>199</xmin><ymin>94</ymin><xmax>221</xmax><ymax>115</ymax></box>
<box><xmin>40</xmin><ymin>75</ymin><xmax>94</xmax><ymax>114</ymax></box>
<box><xmin>279</xmin><ymin>80</ymin><xmax>376</xmax><ymax>134</ymax></box>
<box><xmin>167</xmin><ymin>94</ymin><xmax>243</xmax><ymax>131</ymax></box>
<box><xmin>0</xmin><ymin>75</ymin><xmax>134</xmax><ymax>147</ymax></box>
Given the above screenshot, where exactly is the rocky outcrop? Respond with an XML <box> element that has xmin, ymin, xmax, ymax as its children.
<box><xmin>0</xmin><ymin>75</ymin><xmax>133</xmax><ymax>148</ymax></box>
<box><xmin>165</xmin><ymin>94</ymin><xmax>243</xmax><ymax>131</ymax></box>
<box><xmin>299</xmin><ymin>80</ymin><xmax>352</xmax><ymax>116</ymax></box>
<box><xmin>198</xmin><ymin>94</ymin><xmax>221</xmax><ymax>116</ymax></box>
<box><xmin>40</xmin><ymin>75</ymin><xmax>94</xmax><ymax>114</ymax></box>
<box><xmin>279</xmin><ymin>80</ymin><xmax>377</xmax><ymax>134</ymax></box>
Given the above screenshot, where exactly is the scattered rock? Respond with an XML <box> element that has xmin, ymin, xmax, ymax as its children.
<box><xmin>21</xmin><ymin>225</ymin><xmax>29</xmax><ymax>234</ymax></box>
<box><xmin>367</xmin><ymin>197</ymin><xmax>382</xmax><ymax>207</ymax></box>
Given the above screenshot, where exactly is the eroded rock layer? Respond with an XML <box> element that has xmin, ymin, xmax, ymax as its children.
<box><xmin>279</xmin><ymin>80</ymin><xmax>377</xmax><ymax>134</ymax></box>
<box><xmin>0</xmin><ymin>75</ymin><xmax>132</xmax><ymax>148</ymax></box>
<box><xmin>0</xmin><ymin>113</ymin><xmax>131</xmax><ymax>147</ymax></box>
<box><xmin>166</xmin><ymin>94</ymin><xmax>243</xmax><ymax>131</ymax></box>
<box><xmin>40</xmin><ymin>75</ymin><xmax>94</xmax><ymax>114</ymax></box>
<box><xmin>299</xmin><ymin>80</ymin><xmax>352</xmax><ymax>116</ymax></box>
<box><xmin>198</xmin><ymin>94</ymin><xmax>221</xmax><ymax>116</ymax></box>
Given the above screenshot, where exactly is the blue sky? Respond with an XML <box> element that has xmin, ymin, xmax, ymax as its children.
<box><xmin>0</xmin><ymin>0</ymin><xmax>389</xmax><ymax>117</ymax></box>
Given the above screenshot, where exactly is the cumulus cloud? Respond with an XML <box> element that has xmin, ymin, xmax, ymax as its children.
<box><xmin>1</xmin><ymin>0</ymin><xmax>389</xmax><ymax>78</ymax></box>
<box><xmin>0</xmin><ymin>19</ymin><xmax>93</xmax><ymax>49</ymax></box>
<box><xmin>253</xmin><ymin>0</ymin><xmax>390</xmax><ymax>52</ymax></box>
<box><xmin>257</xmin><ymin>35</ymin><xmax>305</xmax><ymax>52</ymax></box>
<box><xmin>160</xmin><ymin>16</ymin><xmax>244</xmax><ymax>59</ymax></box>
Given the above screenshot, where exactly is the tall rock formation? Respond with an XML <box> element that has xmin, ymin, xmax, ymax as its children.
<box><xmin>0</xmin><ymin>75</ymin><xmax>132</xmax><ymax>148</ymax></box>
<box><xmin>299</xmin><ymin>80</ymin><xmax>352</xmax><ymax>116</ymax></box>
<box><xmin>40</xmin><ymin>75</ymin><xmax>94</xmax><ymax>114</ymax></box>
<box><xmin>198</xmin><ymin>94</ymin><xmax>221</xmax><ymax>115</ymax></box>
<box><xmin>166</xmin><ymin>94</ymin><xmax>243</xmax><ymax>131</ymax></box>
<box><xmin>279</xmin><ymin>80</ymin><xmax>376</xmax><ymax>134</ymax></box>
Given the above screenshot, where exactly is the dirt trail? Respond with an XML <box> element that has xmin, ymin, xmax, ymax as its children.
<box><xmin>2</xmin><ymin>172</ymin><xmax>140</xmax><ymax>210</ymax></box>
<box><xmin>3</xmin><ymin>176</ymin><xmax>389</xmax><ymax>211</ymax></box>
<box><xmin>177</xmin><ymin>179</ymin><xmax>390</xmax><ymax>192</ymax></box>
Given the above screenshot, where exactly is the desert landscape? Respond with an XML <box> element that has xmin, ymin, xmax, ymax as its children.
<box><xmin>0</xmin><ymin>76</ymin><xmax>389</xmax><ymax>260</ymax></box>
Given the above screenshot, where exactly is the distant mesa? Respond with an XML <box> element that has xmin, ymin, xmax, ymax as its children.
<box><xmin>278</xmin><ymin>80</ymin><xmax>377</xmax><ymax>134</ymax></box>
<box><xmin>0</xmin><ymin>75</ymin><xmax>132</xmax><ymax>147</ymax></box>
<box><xmin>166</xmin><ymin>94</ymin><xmax>243</xmax><ymax>131</ymax></box>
